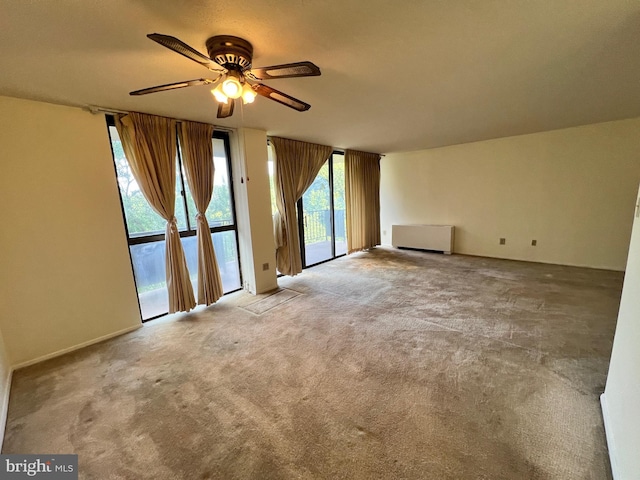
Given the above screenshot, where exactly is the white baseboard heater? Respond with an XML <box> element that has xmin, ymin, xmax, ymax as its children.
<box><xmin>392</xmin><ymin>224</ymin><xmax>455</xmax><ymax>254</ymax></box>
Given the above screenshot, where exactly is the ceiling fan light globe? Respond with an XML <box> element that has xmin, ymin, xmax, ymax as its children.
<box><xmin>242</xmin><ymin>84</ymin><xmax>257</xmax><ymax>104</ymax></box>
<box><xmin>211</xmin><ymin>86</ymin><xmax>228</xmax><ymax>104</ymax></box>
<box><xmin>222</xmin><ymin>78</ymin><xmax>242</xmax><ymax>99</ymax></box>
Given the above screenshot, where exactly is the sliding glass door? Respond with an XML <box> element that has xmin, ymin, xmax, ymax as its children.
<box><xmin>268</xmin><ymin>149</ymin><xmax>346</xmax><ymax>270</ymax></box>
<box><xmin>301</xmin><ymin>161</ymin><xmax>332</xmax><ymax>264</ymax></box>
<box><xmin>299</xmin><ymin>152</ymin><xmax>346</xmax><ymax>267</ymax></box>
<box><xmin>107</xmin><ymin>118</ymin><xmax>241</xmax><ymax>320</ymax></box>
<box><xmin>332</xmin><ymin>153</ymin><xmax>347</xmax><ymax>256</ymax></box>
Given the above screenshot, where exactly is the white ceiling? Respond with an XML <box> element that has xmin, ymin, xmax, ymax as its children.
<box><xmin>1</xmin><ymin>0</ymin><xmax>639</xmax><ymax>153</ymax></box>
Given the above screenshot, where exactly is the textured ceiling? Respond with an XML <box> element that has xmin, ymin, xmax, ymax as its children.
<box><xmin>1</xmin><ymin>0</ymin><xmax>639</xmax><ymax>153</ymax></box>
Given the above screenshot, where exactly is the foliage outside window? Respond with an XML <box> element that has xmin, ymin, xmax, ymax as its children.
<box><xmin>268</xmin><ymin>147</ymin><xmax>347</xmax><ymax>267</ymax></box>
<box><xmin>108</xmin><ymin>121</ymin><xmax>241</xmax><ymax>320</ymax></box>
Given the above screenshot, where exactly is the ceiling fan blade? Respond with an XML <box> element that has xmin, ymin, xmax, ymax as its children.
<box><xmin>129</xmin><ymin>78</ymin><xmax>218</xmax><ymax>96</ymax></box>
<box><xmin>217</xmin><ymin>99</ymin><xmax>235</xmax><ymax>118</ymax></box>
<box><xmin>253</xmin><ymin>84</ymin><xmax>311</xmax><ymax>112</ymax></box>
<box><xmin>147</xmin><ymin>33</ymin><xmax>223</xmax><ymax>71</ymax></box>
<box><xmin>247</xmin><ymin>61</ymin><xmax>321</xmax><ymax>80</ymax></box>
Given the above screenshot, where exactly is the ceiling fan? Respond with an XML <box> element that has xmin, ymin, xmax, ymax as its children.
<box><xmin>130</xmin><ymin>33</ymin><xmax>321</xmax><ymax>119</ymax></box>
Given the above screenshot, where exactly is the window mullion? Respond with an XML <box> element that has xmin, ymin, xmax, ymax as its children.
<box><xmin>329</xmin><ymin>155</ymin><xmax>336</xmax><ymax>259</ymax></box>
<box><xmin>176</xmin><ymin>141</ymin><xmax>192</xmax><ymax>232</ymax></box>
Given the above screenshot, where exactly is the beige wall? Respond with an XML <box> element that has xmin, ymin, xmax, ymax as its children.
<box><xmin>601</xmin><ymin>185</ymin><xmax>640</xmax><ymax>479</ymax></box>
<box><xmin>231</xmin><ymin>128</ymin><xmax>277</xmax><ymax>294</ymax></box>
<box><xmin>0</xmin><ymin>96</ymin><xmax>141</xmax><ymax>366</ymax></box>
<box><xmin>380</xmin><ymin>118</ymin><xmax>640</xmax><ymax>270</ymax></box>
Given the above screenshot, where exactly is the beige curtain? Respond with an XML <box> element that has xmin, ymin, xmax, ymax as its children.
<box><xmin>178</xmin><ymin>121</ymin><xmax>224</xmax><ymax>305</ymax></box>
<box><xmin>345</xmin><ymin>149</ymin><xmax>381</xmax><ymax>254</ymax></box>
<box><xmin>115</xmin><ymin>112</ymin><xmax>196</xmax><ymax>313</ymax></box>
<box><xmin>271</xmin><ymin>136</ymin><xmax>333</xmax><ymax>275</ymax></box>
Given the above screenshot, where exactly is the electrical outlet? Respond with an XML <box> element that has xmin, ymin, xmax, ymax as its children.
<box><xmin>500</xmin><ymin>238</ymin><xmax>506</xmax><ymax>245</ymax></box>
<box><xmin>262</xmin><ymin>262</ymin><xmax>269</xmax><ymax>271</ymax></box>
<box><xmin>531</xmin><ymin>239</ymin><xmax>537</xmax><ymax>246</ymax></box>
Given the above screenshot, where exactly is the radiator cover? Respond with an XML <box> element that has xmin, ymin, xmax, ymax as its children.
<box><xmin>391</xmin><ymin>224</ymin><xmax>454</xmax><ymax>254</ymax></box>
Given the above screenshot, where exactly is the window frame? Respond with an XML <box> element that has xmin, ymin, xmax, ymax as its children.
<box><xmin>106</xmin><ymin>115</ymin><xmax>242</xmax><ymax>321</ymax></box>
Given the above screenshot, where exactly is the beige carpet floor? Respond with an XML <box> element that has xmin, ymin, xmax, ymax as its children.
<box><xmin>3</xmin><ymin>247</ymin><xmax>621</xmax><ymax>479</ymax></box>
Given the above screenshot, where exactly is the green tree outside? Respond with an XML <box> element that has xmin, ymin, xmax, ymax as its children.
<box><xmin>268</xmin><ymin>156</ymin><xmax>346</xmax><ymax>244</ymax></box>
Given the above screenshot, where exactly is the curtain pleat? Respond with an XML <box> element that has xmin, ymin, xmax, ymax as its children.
<box><xmin>345</xmin><ymin>149</ymin><xmax>381</xmax><ymax>254</ymax></box>
<box><xmin>178</xmin><ymin>121</ymin><xmax>224</xmax><ymax>305</ymax></box>
<box><xmin>115</xmin><ymin>112</ymin><xmax>196</xmax><ymax>313</ymax></box>
<box><xmin>271</xmin><ymin>136</ymin><xmax>333</xmax><ymax>276</ymax></box>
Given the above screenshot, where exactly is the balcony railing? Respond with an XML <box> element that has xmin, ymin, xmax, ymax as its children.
<box><xmin>303</xmin><ymin>209</ymin><xmax>346</xmax><ymax>244</ymax></box>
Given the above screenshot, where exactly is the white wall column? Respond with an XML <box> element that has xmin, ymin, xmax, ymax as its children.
<box><xmin>601</xmin><ymin>184</ymin><xmax>640</xmax><ymax>479</ymax></box>
<box><xmin>231</xmin><ymin>128</ymin><xmax>278</xmax><ymax>294</ymax></box>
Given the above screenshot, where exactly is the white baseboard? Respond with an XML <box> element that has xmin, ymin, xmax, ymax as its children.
<box><xmin>600</xmin><ymin>393</ymin><xmax>620</xmax><ymax>480</ymax></box>
<box><xmin>0</xmin><ymin>368</ymin><xmax>13</xmax><ymax>452</ymax></box>
<box><xmin>12</xmin><ymin>324</ymin><xmax>142</xmax><ymax>370</ymax></box>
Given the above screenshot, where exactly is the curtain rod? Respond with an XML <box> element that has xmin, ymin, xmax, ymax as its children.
<box><xmin>85</xmin><ymin>105</ymin><xmax>235</xmax><ymax>133</ymax></box>
<box><xmin>89</xmin><ymin>107</ymin><xmax>381</xmax><ymax>154</ymax></box>
<box><xmin>266</xmin><ymin>137</ymin><xmax>385</xmax><ymax>156</ymax></box>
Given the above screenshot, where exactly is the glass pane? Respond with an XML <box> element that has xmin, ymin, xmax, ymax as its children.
<box><xmin>302</xmin><ymin>161</ymin><xmax>332</xmax><ymax>265</ymax></box>
<box><xmin>208</xmin><ymin>138</ymin><xmax>234</xmax><ymax>227</ymax></box>
<box><xmin>130</xmin><ymin>232</ymin><xmax>241</xmax><ymax>320</ymax></box>
<box><xmin>179</xmin><ymin>153</ymin><xmax>197</xmax><ymax>230</ymax></box>
<box><xmin>182</xmin><ymin>138</ymin><xmax>234</xmax><ymax>229</ymax></box>
<box><xmin>174</xmin><ymin>161</ymin><xmax>188</xmax><ymax>230</ymax></box>
<box><xmin>182</xmin><ymin>231</ymin><xmax>242</xmax><ymax>294</ymax></box>
<box><xmin>333</xmin><ymin>153</ymin><xmax>347</xmax><ymax>256</ymax></box>
<box><xmin>130</xmin><ymin>242</ymin><xmax>169</xmax><ymax>319</ymax></box>
<box><xmin>109</xmin><ymin>126</ymin><xmax>186</xmax><ymax>236</ymax></box>
<box><xmin>211</xmin><ymin>230</ymin><xmax>242</xmax><ymax>292</ymax></box>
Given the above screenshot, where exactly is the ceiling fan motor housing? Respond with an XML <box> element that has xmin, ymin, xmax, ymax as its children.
<box><xmin>206</xmin><ymin>35</ymin><xmax>253</xmax><ymax>71</ymax></box>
